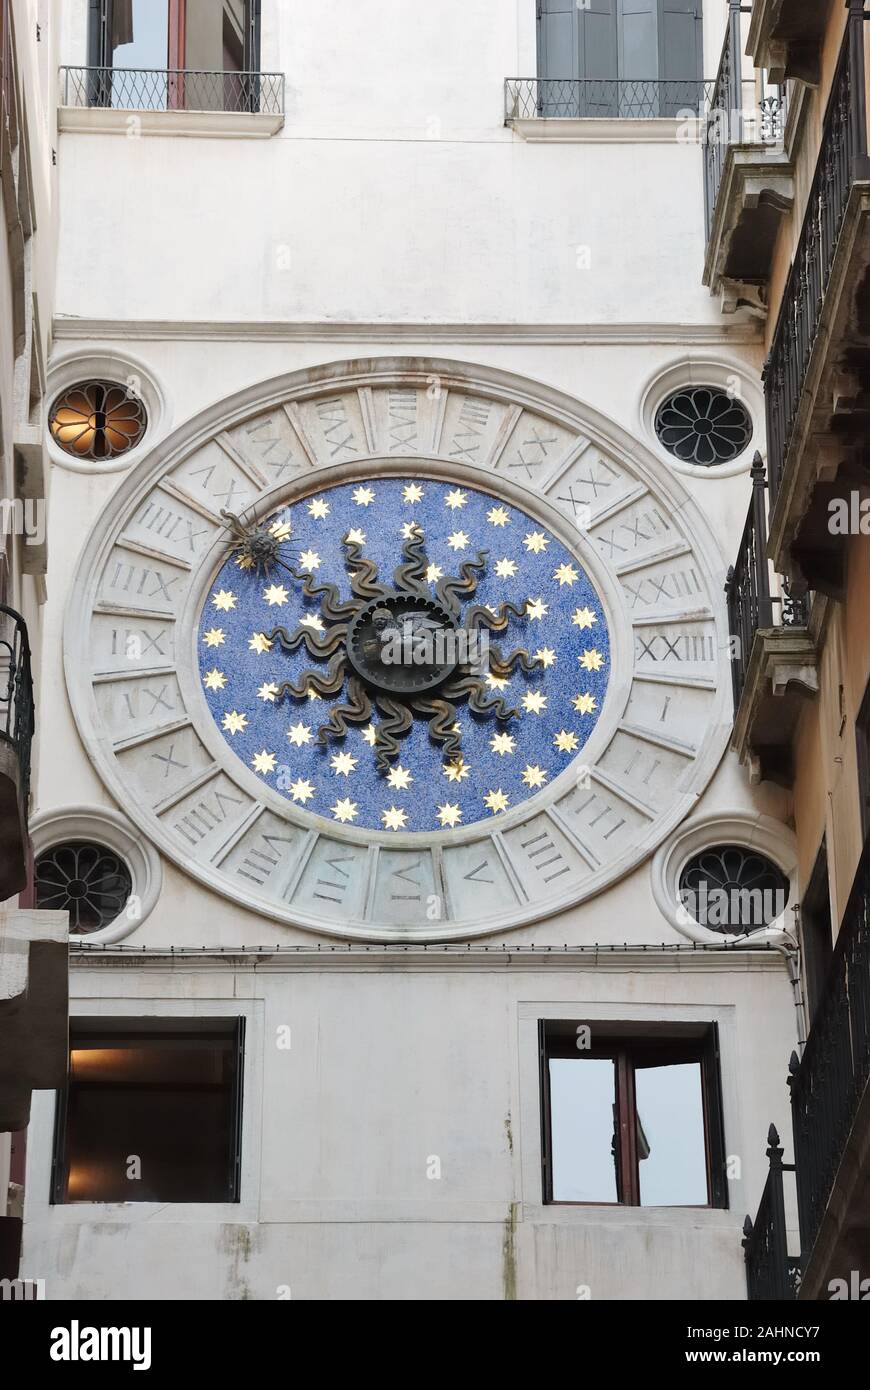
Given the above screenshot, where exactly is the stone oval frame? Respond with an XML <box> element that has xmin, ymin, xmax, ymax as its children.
<box><xmin>638</xmin><ymin>355</ymin><xmax>764</xmax><ymax>480</ymax></box>
<box><xmin>46</xmin><ymin>349</ymin><xmax>168</xmax><ymax>476</ymax></box>
<box><xmin>64</xmin><ymin>356</ymin><xmax>732</xmax><ymax>941</ymax></box>
<box><xmin>28</xmin><ymin>804</ymin><xmax>163</xmax><ymax>945</ymax></box>
<box><xmin>651</xmin><ymin>810</ymin><xmax>798</xmax><ymax>946</ymax></box>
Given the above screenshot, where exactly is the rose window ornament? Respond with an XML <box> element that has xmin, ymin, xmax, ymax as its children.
<box><xmin>49</xmin><ymin>380</ymin><xmax>147</xmax><ymax>461</ymax></box>
<box><xmin>34</xmin><ymin>841</ymin><xmax>133</xmax><ymax>934</ymax></box>
<box><xmin>654</xmin><ymin>386</ymin><xmax>752</xmax><ymax>467</ymax></box>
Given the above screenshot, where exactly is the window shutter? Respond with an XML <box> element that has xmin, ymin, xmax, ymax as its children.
<box><xmin>537</xmin><ymin>0</ymin><xmax>579</xmax><ymax>81</ymax></box>
<box><xmin>580</xmin><ymin>0</ymin><xmax>618</xmax><ymax>116</ymax></box>
<box><xmin>618</xmin><ymin>0</ymin><xmax>658</xmax><ymax>79</ymax></box>
<box><xmin>703</xmin><ymin>1024</ymin><xmax>729</xmax><ymax>1209</ymax></box>
<box><xmin>537</xmin><ymin>0</ymin><xmax>578</xmax><ymax>115</ymax></box>
<box><xmin>659</xmin><ymin>0</ymin><xmax>703</xmax><ymax>83</ymax></box>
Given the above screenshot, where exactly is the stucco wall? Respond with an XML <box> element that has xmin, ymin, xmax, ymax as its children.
<box><xmin>21</xmin><ymin>952</ymin><xmax>798</xmax><ymax>1300</ymax></box>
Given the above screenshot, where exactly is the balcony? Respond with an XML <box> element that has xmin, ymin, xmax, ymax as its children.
<box><xmin>58</xmin><ymin>65</ymin><xmax>285</xmax><ymax>136</ymax></box>
<box><xmin>504</xmin><ymin>77</ymin><xmax>713</xmax><ymax>140</ymax></box>
<box><xmin>747</xmin><ymin>0</ymin><xmax>830</xmax><ymax>88</ymax></box>
<box><xmin>726</xmin><ymin>455</ymin><xmax>815</xmax><ymax>787</ymax></box>
<box><xmin>765</xmin><ymin>13</ymin><xmax>870</xmax><ymax>589</ymax></box>
<box><xmin>0</xmin><ymin>606</ymin><xmax>33</xmax><ymax>900</ymax></box>
<box><xmin>703</xmin><ymin>2</ymin><xmax>793</xmax><ymax>313</ymax></box>
<box><xmin>746</xmin><ymin>835</ymin><xmax>870</xmax><ymax>1299</ymax></box>
<box><xmin>788</xmin><ymin>834</ymin><xmax>870</xmax><ymax>1298</ymax></box>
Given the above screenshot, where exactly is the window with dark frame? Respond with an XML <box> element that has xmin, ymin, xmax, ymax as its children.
<box><xmin>539</xmin><ymin>1022</ymin><xmax>727</xmax><ymax>1208</ymax></box>
<box><xmin>801</xmin><ymin>842</ymin><xmax>833</xmax><ymax>1025</ymax></box>
<box><xmin>856</xmin><ymin>676</ymin><xmax>870</xmax><ymax>840</ymax></box>
<box><xmin>86</xmin><ymin>0</ymin><xmax>262</xmax><ymax>109</ymax></box>
<box><xmin>51</xmin><ymin>1018</ymin><xmax>244</xmax><ymax>1204</ymax></box>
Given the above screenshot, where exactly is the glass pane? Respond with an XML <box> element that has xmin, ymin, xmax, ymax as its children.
<box><xmin>635</xmin><ymin>1061</ymin><xmax>708</xmax><ymax>1207</ymax></box>
<box><xmin>549</xmin><ymin>1057</ymin><xmax>618</xmax><ymax>1202</ymax></box>
<box><xmin>111</xmin><ymin>0</ymin><xmax>169</xmax><ymax>68</ymax></box>
<box><xmin>63</xmin><ymin>1035</ymin><xmax>236</xmax><ymax>1202</ymax></box>
<box><xmin>223</xmin><ymin>1</ymin><xmax>247</xmax><ymax>72</ymax></box>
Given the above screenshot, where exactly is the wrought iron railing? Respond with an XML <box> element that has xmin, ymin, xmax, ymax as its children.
<box><xmin>725</xmin><ymin>454</ymin><xmax>810</xmax><ymax>713</ymax></box>
<box><xmin>504</xmin><ymin>77</ymin><xmax>713</xmax><ymax>122</ymax></box>
<box><xmin>765</xmin><ymin>9</ymin><xmax>870</xmax><ymax>512</ymax></box>
<box><xmin>703</xmin><ymin>0</ymin><xmax>786</xmax><ymax>241</ymax></box>
<box><xmin>743</xmin><ymin>1125</ymin><xmax>801</xmax><ymax>1300</ymax></box>
<box><xmin>60</xmin><ymin>65</ymin><xmax>284</xmax><ymax>116</ymax></box>
<box><xmin>0</xmin><ymin>605</ymin><xmax>34</xmax><ymax>806</ymax></box>
<box><xmin>788</xmin><ymin>832</ymin><xmax>870</xmax><ymax>1266</ymax></box>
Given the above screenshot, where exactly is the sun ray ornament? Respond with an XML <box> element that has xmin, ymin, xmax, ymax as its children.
<box><xmin>221</xmin><ymin>507</ymin><xmax>542</xmax><ymax>773</ymax></box>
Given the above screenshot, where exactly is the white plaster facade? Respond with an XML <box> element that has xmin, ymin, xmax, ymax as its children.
<box><xmin>20</xmin><ymin>0</ymin><xmax>804</xmax><ymax>1299</ymax></box>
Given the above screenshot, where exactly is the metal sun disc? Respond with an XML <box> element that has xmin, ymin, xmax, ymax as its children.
<box><xmin>346</xmin><ymin>594</ymin><xmax>460</xmax><ymax>696</ymax></box>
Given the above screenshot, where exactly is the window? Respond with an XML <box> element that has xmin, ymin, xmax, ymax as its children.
<box><xmin>801</xmin><ymin>843</ymin><xmax>833</xmax><ymax>1025</ymax></box>
<box><xmin>857</xmin><ymin>676</ymin><xmax>870</xmax><ymax>839</ymax></box>
<box><xmin>539</xmin><ymin>1022</ymin><xmax>727</xmax><ymax>1207</ymax></box>
<box><xmin>86</xmin><ymin>1</ymin><xmax>261</xmax><ymax>110</ymax></box>
<box><xmin>677</xmin><ymin>843</ymin><xmax>789</xmax><ymax>932</ymax></box>
<box><xmin>52</xmin><ymin>1019</ymin><xmax>244</xmax><ymax>1203</ymax></box>
<box><xmin>655</xmin><ymin>387</ymin><xmax>753</xmax><ymax>467</ymax></box>
<box><xmin>48</xmin><ymin>381</ymin><xmax>147</xmax><ymax>462</ymax></box>
<box><xmin>537</xmin><ymin>0</ymin><xmax>703</xmax><ymax>118</ymax></box>
<box><xmin>35</xmin><ymin>839</ymin><xmax>133</xmax><ymax>934</ymax></box>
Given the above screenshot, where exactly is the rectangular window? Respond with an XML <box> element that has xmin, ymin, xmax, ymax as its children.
<box><xmin>51</xmin><ymin>1019</ymin><xmax>244</xmax><ymax>1204</ymax></box>
<box><xmin>801</xmin><ymin>842</ymin><xmax>833</xmax><ymax>1024</ymax></box>
<box><xmin>536</xmin><ymin>0</ymin><xmax>702</xmax><ymax>118</ymax></box>
<box><xmin>857</xmin><ymin>676</ymin><xmax>870</xmax><ymax>840</ymax></box>
<box><xmin>87</xmin><ymin>1</ymin><xmax>261</xmax><ymax>109</ymax></box>
<box><xmin>539</xmin><ymin>1022</ymin><xmax>727</xmax><ymax>1207</ymax></box>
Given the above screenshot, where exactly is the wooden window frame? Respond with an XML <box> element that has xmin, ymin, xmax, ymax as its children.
<box><xmin>539</xmin><ymin>1021</ymin><xmax>727</xmax><ymax>1209</ymax></box>
<box><xmin>88</xmin><ymin>1</ymin><xmax>260</xmax><ymax>72</ymax></box>
<box><xmin>801</xmin><ymin>840</ymin><xmax>833</xmax><ymax>1025</ymax></box>
<box><xmin>50</xmin><ymin>1017</ymin><xmax>245</xmax><ymax>1205</ymax></box>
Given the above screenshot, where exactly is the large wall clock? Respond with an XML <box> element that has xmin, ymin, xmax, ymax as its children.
<box><xmin>65</xmin><ymin>358</ymin><xmax>731</xmax><ymax>941</ymax></box>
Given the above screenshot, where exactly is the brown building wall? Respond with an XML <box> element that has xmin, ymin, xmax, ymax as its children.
<box><xmin>793</xmin><ymin>535</ymin><xmax>870</xmax><ymax>928</ymax></box>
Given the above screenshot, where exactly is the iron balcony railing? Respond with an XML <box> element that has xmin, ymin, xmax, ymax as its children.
<box><xmin>743</xmin><ymin>1125</ymin><xmax>801</xmax><ymax>1300</ymax></box>
<box><xmin>765</xmin><ymin>8</ymin><xmax>870</xmax><ymax>513</ymax></box>
<box><xmin>505</xmin><ymin>77</ymin><xmax>714</xmax><ymax>122</ymax></box>
<box><xmin>0</xmin><ymin>605</ymin><xmax>34</xmax><ymax>807</ymax></box>
<box><xmin>725</xmin><ymin>454</ymin><xmax>810</xmax><ymax>714</ymax></box>
<box><xmin>60</xmin><ymin>65</ymin><xmax>284</xmax><ymax>116</ymax></box>
<box><xmin>703</xmin><ymin>0</ymin><xmax>786</xmax><ymax>241</ymax></box>
<box><xmin>788</xmin><ymin>832</ymin><xmax>870</xmax><ymax>1267</ymax></box>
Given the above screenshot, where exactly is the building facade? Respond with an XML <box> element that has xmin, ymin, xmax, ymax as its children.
<box><xmin>0</xmin><ymin>0</ymin><xmax>67</xmax><ymax>1290</ymax></box>
<box><xmin>714</xmin><ymin>0</ymin><xmax>870</xmax><ymax>1300</ymax></box>
<box><xmin>13</xmin><ymin>0</ymin><xmax>865</xmax><ymax>1301</ymax></box>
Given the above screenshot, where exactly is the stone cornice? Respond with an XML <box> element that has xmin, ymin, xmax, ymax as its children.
<box><xmin>51</xmin><ymin>317</ymin><xmax>765</xmax><ymax>346</ymax></box>
<box><xmin>68</xmin><ymin>942</ymin><xmax>788</xmax><ymax>972</ymax></box>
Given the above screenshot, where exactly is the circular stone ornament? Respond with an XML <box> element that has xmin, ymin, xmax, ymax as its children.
<box><xmin>654</xmin><ymin>386</ymin><xmax>752</xmax><ymax>467</ymax></box>
<box><xmin>347</xmin><ymin>595</ymin><xmax>461</xmax><ymax>696</ymax></box>
<box><xmin>64</xmin><ymin>358</ymin><xmax>731</xmax><ymax>941</ymax></box>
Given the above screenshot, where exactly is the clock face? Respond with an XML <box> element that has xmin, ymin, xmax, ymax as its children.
<box><xmin>65</xmin><ymin>360</ymin><xmax>730</xmax><ymax>941</ymax></box>
<box><xmin>198</xmin><ymin>478</ymin><xmax>610</xmax><ymax>834</ymax></box>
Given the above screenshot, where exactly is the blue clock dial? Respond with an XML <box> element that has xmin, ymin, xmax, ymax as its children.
<box><xmin>198</xmin><ymin>477</ymin><xmax>610</xmax><ymax>832</ymax></box>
